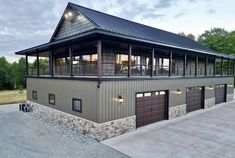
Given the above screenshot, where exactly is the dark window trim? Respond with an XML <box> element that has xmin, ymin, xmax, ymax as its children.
<box><xmin>48</xmin><ymin>93</ymin><xmax>55</xmax><ymax>105</ymax></box>
<box><xmin>32</xmin><ymin>90</ymin><xmax>37</xmax><ymax>100</ymax></box>
<box><xmin>72</xmin><ymin>98</ymin><xmax>82</xmax><ymax>113</ymax></box>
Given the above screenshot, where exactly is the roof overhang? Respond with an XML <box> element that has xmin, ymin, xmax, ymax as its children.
<box><xmin>15</xmin><ymin>29</ymin><xmax>235</xmax><ymax>60</ymax></box>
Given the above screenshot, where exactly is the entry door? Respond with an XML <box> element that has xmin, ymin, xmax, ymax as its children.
<box><xmin>215</xmin><ymin>84</ymin><xmax>226</xmax><ymax>104</ymax></box>
<box><xmin>136</xmin><ymin>91</ymin><xmax>167</xmax><ymax>128</ymax></box>
<box><xmin>186</xmin><ymin>87</ymin><xmax>204</xmax><ymax>113</ymax></box>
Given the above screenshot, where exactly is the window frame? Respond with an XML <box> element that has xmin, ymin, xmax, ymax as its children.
<box><xmin>48</xmin><ymin>94</ymin><xmax>55</xmax><ymax>105</ymax></box>
<box><xmin>72</xmin><ymin>98</ymin><xmax>82</xmax><ymax>113</ymax></box>
<box><xmin>32</xmin><ymin>90</ymin><xmax>37</xmax><ymax>100</ymax></box>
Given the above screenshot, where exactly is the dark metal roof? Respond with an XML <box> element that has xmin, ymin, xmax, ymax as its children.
<box><xmin>15</xmin><ymin>2</ymin><xmax>235</xmax><ymax>59</ymax></box>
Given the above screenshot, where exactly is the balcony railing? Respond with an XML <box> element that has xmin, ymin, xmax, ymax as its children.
<box><xmin>73</xmin><ymin>63</ymin><xmax>97</xmax><ymax>76</ymax></box>
<box><xmin>26</xmin><ymin>64</ymin><xmax>233</xmax><ymax>78</ymax></box>
<box><xmin>28</xmin><ymin>66</ymin><xmax>50</xmax><ymax>76</ymax></box>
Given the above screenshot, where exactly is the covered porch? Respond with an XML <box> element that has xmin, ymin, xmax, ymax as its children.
<box><xmin>24</xmin><ymin>39</ymin><xmax>235</xmax><ymax>79</ymax></box>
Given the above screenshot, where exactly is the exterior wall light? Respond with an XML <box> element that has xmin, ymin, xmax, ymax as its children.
<box><xmin>117</xmin><ymin>95</ymin><xmax>124</xmax><ymax>104</ymax></box>
<box><xmin>206</xmin><ymin>86</ymin><xmax>214</xmax><ymax>90</ymax></box>
<box><xmin>176</xmin><ymin>89</ymin><xmax>182</xmax><ymax>95</ymax></box>
<box><xmin>228</xmin><ymin>84</ymin><xmax>234</xmax><ymax>88</ymax></box>
<box><xmin>64</xmin><ymin>11</ymin><xmax>73</xmax><ymax>19</ymax></box>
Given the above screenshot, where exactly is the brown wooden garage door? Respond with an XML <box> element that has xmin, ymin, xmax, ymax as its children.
<box><xmin>215</xmin><ymin>84</ymin><xmax>226</xmax><ymax>104</ymax></box>
<box><xmin>136</xmin><ymin>91</ymin><xmax>167</xmax><ymax>128</ymax></box>
<box><xmin>186</xmin><ymin>87</ymin><xmax>204</xmax><ymax>113</ymax></box>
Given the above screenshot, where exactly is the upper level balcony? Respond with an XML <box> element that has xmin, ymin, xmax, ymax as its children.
<box><xmin>25</xmin><ymin>40</ymin><xmax>235</xmax><ymax>80</ymax></box>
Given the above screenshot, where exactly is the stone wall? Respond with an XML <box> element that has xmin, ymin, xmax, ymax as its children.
<box><xmin>27</xmin><ymin>101</ymin><xmax>135</xmax><ymax>141</ymax></box>
<box><xmin>169</xmin><ymin>104</ymin><xmax>186</xmax><ymax>119</ymax></box>
<box><xmin>227</xmin><ymin>94</ymin><xmax>234</xmax><ymax>102</ymax></box>
<box><xmin>204</xmin><ymin>98</ymin><xmax>215</xmax><ymax>109</ymax></box>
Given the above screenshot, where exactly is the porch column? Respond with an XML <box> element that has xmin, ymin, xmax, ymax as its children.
<box><xmin>195</xmin><ymin>55</ymin><xmax>198</xmax><ymax>76</ymax></box>
<box><xmin>36</xmin><ymin>53</ymin><xmax>39</xmax><ymax>76</ymax></box>
<box><xmin>213</xmin><ymin>57</ymin><xmax>216</xmax><ymax>76</ymax></box>
<box><xmin>49</xmin><ymin>51</ymin><xmax>54</xmax><ymax>76</ymax></box>
<box><xmin>228</xmin><ymin>59</ymin><xmax>230</xmax><ymax>76</ymax></box>
<box><xmin>25</xmin><ymin>53</ymin><xmax>28</xmax><ymax>76</ymax></box>
<box><xmin>169</xmin><ymin>51</ymin><xmax>172</xmax><ymax>77</ymax></box>
<box><xmin>183</xmin><ymin>53</ymin><xmax>187</xmax><ymax>76</ymax></box>
<box><xmin>128</xmin><ymin>45</ymin><xmax>132</xmax><ymax>77</ymax></box>
<box><xmin>205</xmin><ymin>57</ymin><xmax>208</xmax><ymax>76</ymax></box>
<box><xmin>221</xmin><ymin>58</ymin><xmax>223</xmax><ymax>76</ymax></box>
<box><xmin>151</xmin><ymin>49</ymin><xmax>155</xmax><ymax>77</ymax></box>
<box><xmin>97</xmin><ymin>40</ymin><xmax>102</xmax><ymax>79</ymax></box>
<box><xmin>69</xmin><ymin>47</ymin><xmax>73</xmax><ymax>77</ymax></box>
<box><xmin>233</xmin><ymin>60</ymin><xmax>235</xmax><ymax>76</ymax></box>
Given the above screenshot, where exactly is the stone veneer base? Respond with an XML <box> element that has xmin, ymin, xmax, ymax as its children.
<box><xmin>227</xmin><ymin>94</ymin><xmax>234</xmax><ymax>102</ymax></box>
<box><xmin>27</xmin><ymin>101</ymin><xmax>136</xmax><ymax>141</ymax></box>
<box><xmin>169</xmin><ymin>104</ymin><xmax>186</xmax><ymax>119</ymax></box>
<box><xmin>204</xmin><ymin>98</ymin><xmax>215</xmax><ymax>109</ymax></box>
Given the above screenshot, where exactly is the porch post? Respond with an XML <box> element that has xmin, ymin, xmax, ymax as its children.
<box><xmin>169</xmin><ymin>51</ymin><xmax>172</xmax><ymax>77</ymax></box>
<box><xmin>228</xmin><ymin>59</ymin><xmax>230</xmax><ymax>76</ymax></box>
<box><xmin>69</xmin><ymin>46</ymin><xmax>73</xmax><ymax>77</ymax></box>
<box><xmin>183</xmin><ymin>53</ymin><xmax>187</xmax><ymax>76</ymax></box>
<box><xmin>195</xmin><ymin>55</ymin><xmax>198</xmax><ymax>76</ymax></box>
<box><xmin>151</xmin><ymin>49</ymin><xmax>155</xmax><ymax>77</ymax></box>
<box><xmin>49</xmin><ymin>51</ymin><xmax>54</xmax><ymax>76</ymax></box>
<box><xmin>213</xmin><ymin>57</ymin><xmax>216</xmax><ymax>76</ymax></box>
<box><xmin>128</xmin><ymin>45</ymin><xmax>132</xmax><ymax>77</ymax></box>
<box><xmin>205</xmin><ymin>57</ymin><xmax>208</xmax><ymax>76</ymax></box>
<box><xmin>25</xmin><ymin>53</ymin><xmax>28</xmax><ymax>76</ymax></box>
<box><xmin>36</xmin><ymin>52</ymin><xmax>39</xmax><ymax>76</ymax></box>
<box><xmin>233</xmin><ymin>60</ymin><xmax>235</xmax><ymax>76</ymax></box>
<box><xmin>97</xmin><ymin>40</ymin><xmax>102</xmax><ymax>79</ymax></box>
<box><xmin>221</xmin><ymin>58</ymin><xmax>223</xmax><ymax>76</ymax></box>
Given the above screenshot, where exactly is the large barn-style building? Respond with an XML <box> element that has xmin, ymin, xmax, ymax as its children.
<box><xmin>16</xmin><ymin>2</ymin><xmax>234</xmax><ymax>140</ymax></box>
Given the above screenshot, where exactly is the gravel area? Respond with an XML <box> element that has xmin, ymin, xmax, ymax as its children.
<box><xmin>0</xmin><ymin>104</ymin><xmax>129</xmax><ymax>158</ymax></box>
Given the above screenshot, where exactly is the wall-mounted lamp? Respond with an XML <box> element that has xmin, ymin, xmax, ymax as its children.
<box><xmin>117</xmin><ymin>95</ymin><xmax>124</xmax><ymax>104</ymax></box>
<box><xmin>228</xmin><ymin>84</ymin><xmax>234</xmax><ymax>88</ymax></box>
<box><xmin>175</xmin><ymin>89</ymin><xmax>182</xmax><ymax>95</ymax></box>
<box><xmin>64</xmin><ymin>11</ymin><xmax>73</xmax><ymax>19</ymax></box>
<box><xmin>206</xmin><ymin>86</ymin><xmax>214</xmax><ymax>90</ymax></box>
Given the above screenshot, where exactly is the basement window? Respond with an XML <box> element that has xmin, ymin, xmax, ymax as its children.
<box><xmin>32</xmin><ymin>90</ymin><xmax>37</xmax><ymax>100</ymax></box>
<box><xmin>72</xmin><ymin>98</ymin><xmax>82</xmax><ymax>113</ymax></box>
<box><xmin>49</xmin><ymin>94</ymin><xmax>55</xmax><ymax>105</ymax></box>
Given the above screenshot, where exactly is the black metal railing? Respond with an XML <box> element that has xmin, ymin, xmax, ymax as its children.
<box><xmin>73</xmin><ymin>63</ymin><xmax>97</xmax><ymax>76</ymax></box>
<box><xmin>171</xmin><ymin>66</ymin><xmax>183</xmax><ymax>76</ymax></box>
<box><xmin>25</xmin><ymin>63</ymin><xmax>234</xmax><ymax>77</ymax></box>
<box><xmin>28</xmin><ymin>66</ymin><xmax>50</xmax><ymax>76</ymax></box>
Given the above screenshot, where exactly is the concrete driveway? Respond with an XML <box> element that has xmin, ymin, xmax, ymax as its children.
<box><xmin>103</xmin><ymin>100</ymin><xmax>235</xmax><ymax>158</ymax></box>
<box><xmin>0</xmin><ymin>104</ymin><xmax>129</xmax><ymax>158</ymax></box>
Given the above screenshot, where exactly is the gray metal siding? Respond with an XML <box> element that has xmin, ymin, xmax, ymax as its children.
<box><xmin>27</xmin><ymin>78</ymin><xmax>99</xmax><ymax>122</ymax></box>
<box><xmin>27</xmin><ymin>77</ymin><xmax>234</xmax><ymax>123</ymax></box>
<box><xmin>98</xmin><ymin>77</ymin><xmax>234</xmax><ymax>123</ymax></box>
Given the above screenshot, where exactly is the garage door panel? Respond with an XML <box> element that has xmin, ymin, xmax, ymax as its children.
<box><xmin>215</xmin><ymin>85</ymin><xmax>226</xmax><ymax>104</ymax></box>
<box><xmin>136</xmin><ymin>91</ymin><xmax>167</xmax><ymax>128</ymax></box>
<box><xmin>186</xmin><ymin>87</ymin><xmax>203</xmax><ymax>113</ymax></box>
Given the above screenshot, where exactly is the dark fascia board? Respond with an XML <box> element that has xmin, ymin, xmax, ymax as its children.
<box><xmin>15</xmin><ymin>29</ymin><xmax>235</xmax><ymax>60</ymax></box>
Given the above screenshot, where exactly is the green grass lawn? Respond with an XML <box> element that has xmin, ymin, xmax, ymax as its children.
<box><xmin>0</xmin><ymin>90</ymin><xmax>26</xmax><ymax>105</ymax></box>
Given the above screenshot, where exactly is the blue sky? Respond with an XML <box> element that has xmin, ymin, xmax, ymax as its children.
<box><xmin>0</xmin><ymin>0</ymin><xmax>234</xmax><ymax>63</ymax></box>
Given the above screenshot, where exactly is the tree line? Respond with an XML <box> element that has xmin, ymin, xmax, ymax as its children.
<box><xmin>0</xmin><ymin>27</ymin><xmax>235</xmax><ymax>90</ymax></box>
